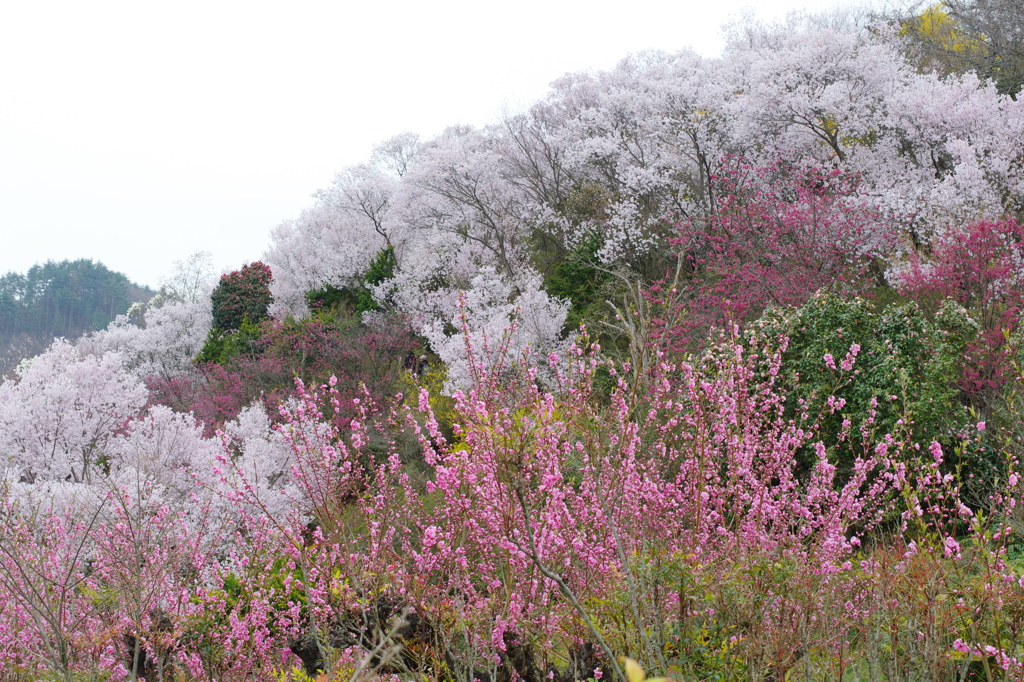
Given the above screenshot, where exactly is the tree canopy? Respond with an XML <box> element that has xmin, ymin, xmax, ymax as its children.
<box><xmin>0</xmin><ymin>259</ymin><xmax>151</xmax><ymax>375</ymax></box>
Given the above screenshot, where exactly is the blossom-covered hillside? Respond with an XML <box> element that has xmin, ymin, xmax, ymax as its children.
<box><xmin>4</xmin><ymin>8</ymin><xmax>1024</xmax><ymax>681</ymax></box>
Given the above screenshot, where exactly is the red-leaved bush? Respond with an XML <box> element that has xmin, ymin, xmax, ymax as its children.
<box><xmin>895</xmin><ymin>218</ymin><xmax>1024</xmax><ymax>402</ymax></box>
<box><xmin>650</xmin><ymin>159</ymin><xmax>892</xmax><ymax>353</ymax></box>
<box><xmin>148</xmin><ymin>314</ymin><xmax>416</xmax><ymax>436</ymax></box>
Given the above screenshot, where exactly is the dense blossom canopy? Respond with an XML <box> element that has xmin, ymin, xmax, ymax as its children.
<box><xmin>262</xmin><ymin>16</ymin><xmax>1024</xmax><ymax>383</ymax></box>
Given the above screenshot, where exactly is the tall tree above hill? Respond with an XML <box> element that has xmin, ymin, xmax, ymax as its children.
<box><xmin>210</xmin><ymin>262</ymin><xmax>274</xmax><ymax>333</ymax></box>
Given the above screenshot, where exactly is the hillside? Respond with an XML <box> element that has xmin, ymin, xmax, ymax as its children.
<box><xmin>0</xmin><ymin>259</ymin><xmax>152</xmax><ymax>375</ymax></box>
<box><xmin>4</xmin><ymin>7</ymin><xmax>1024</xmax><ymax>681</ymax></box>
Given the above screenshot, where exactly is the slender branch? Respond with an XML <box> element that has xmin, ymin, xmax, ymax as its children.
<box><xmin>511</xmin><ymin>486</ymin><xmax>624</xmax><ymax>682</ymax></box>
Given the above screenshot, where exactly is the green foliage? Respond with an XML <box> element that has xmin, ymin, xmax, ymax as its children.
<box><xmin>757</xmin><ymin>293</ymin><xmax>972</xmax><ymax>472</ymax></box>
<box><xmin>306</xmin><ymin>246</ymin><xmax>396</xmax><ymax>316</ymax></box>
<box><xmin>305</xmin><ymin>284</ymin><xmax>359</xmax><ymax>313</ymax></box>
<box><xmin>195</xmin><ymin>318</ymin><xmax>263</xmax><ymax>366</ymax></box>
<box><xmin>364</xmin><ymin>245</ymin><xmax>396</xmax><ymax>287</ymax></box>
<box><xmin>219</xmin><ymin>557</ymin><xmax>307</xmax><ymax>614</ymax></box>
<box><xmin>0</xmin><ymin>259</ymin><xmax>152</xmax><ymax>373</ymax></box>
<box><xmin>546</xmin><ymin>234</ymin><xmax>611</xmax><ymax>334</ymax></box>
<box><xmin>210</xmin><ymin>261</ymin><xmax>274</xmax><ymax>332</ymax></box>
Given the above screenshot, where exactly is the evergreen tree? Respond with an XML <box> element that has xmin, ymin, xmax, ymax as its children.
<box><xmin>0</xmin><ymin>260</ymin><xmax>152</xmax><ymax>374</ymax></box>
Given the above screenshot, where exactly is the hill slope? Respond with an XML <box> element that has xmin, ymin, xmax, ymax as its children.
<box><xmin>0</xmin><ymin>259</ymin><xmax>152</xmax><ymax>374</ymax></box>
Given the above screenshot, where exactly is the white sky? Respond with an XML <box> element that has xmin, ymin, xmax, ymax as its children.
<box><xmin>1</xmin><ymin>0</ymin><xmax>849</xmax><ymax>289</ymax></box>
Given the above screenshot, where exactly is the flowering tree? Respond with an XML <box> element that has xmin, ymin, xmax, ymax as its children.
<box><xmin>265</xmin><ymin>195</ymin><xmax>389</xmax><ymax>319</ymax></box>
<box><xmin>151</xmin><ymin>251</ymin><xmax>215</xmax><ymax>307</ymax></box>
<box><xmin>375</xmin><ymin>325</ymin><xmax>897</xmax><ymax>680</ymax></box>
<box><xmin>239</xmin><ymin>11</ymin><xmax>1024</xmax><ymax>393</ymax></box>
<box><xmin>265</xmin><ymin>135</ymin><xmax>417</xmax><ymax>318</ymax></box>
<box><xmin>0</xmin><ymin>340</ymin><xmax>148</xmax><ymax>485</ymax></box>
<box><xmin>0</xmin><ymin>488</ymin><xmax>113</xmax><ymax>681</ymax></box>
<box><xmin>77</xmin><ymin>252</ymin><xmax>215</xmax><ymax>383</ymax></box>
<box><xmin>78</xmin><ymin>296</ymin><xmax>213</xmax><ymax>383</ymax></box>
<box><xmin>647</xmin><ymin>159</ymin><xmax>891</xmax><ymax>353</ymax></box>
<box><xmin>260</xmin><ymin>15</ymin><xmax>1024</xmax><ymax>374</ymax></box>
<box><xmin>0</xmin><ymin>360</ymin><xmax>224</xmax><ymax>680</ymax></box>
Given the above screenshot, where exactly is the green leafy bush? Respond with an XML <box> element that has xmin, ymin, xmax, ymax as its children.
<box><xmin>546</xmin><ymin>234</ymin><xmax>611</xmax><ymax>334</ymax></box>
<box><xmin>306</xmin><ymin>246</ymin><xmax>396</xmax><ymax>315</ymax></box>
<box><xmin>757</xmin><ymin>293</ymin><xmax>973</xmax><ymax>473</ymax></box>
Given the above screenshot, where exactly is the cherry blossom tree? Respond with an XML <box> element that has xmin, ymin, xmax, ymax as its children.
<box><xmin>0</xmin><ymin>350</ymin><xmax>226</xmax><ymax>680</ymax></box>
<box><xmin>79</xmin><ymin>253</ymin><xmax>215</xmax><ymax>382</ymax></box>
<box><xmin>78</xmin><ymin>296</ymin><xmax>212</xmax><ymax>382</ymax></box>
<box><xmin>545</xmin><ymin>48</ymin><xmax>738</xmax><ymax>272</ymax></box>
<box><xmin>152</xmin><ymin>251</ymin><xmax>215</xmax><ymax>307</ymax></box>
<box><xmin>0</xmin><ymin>340</ymin><xmax>148</xmax><ymax>485</ymax></box>
<box><xmin>265</xmin><ymin>137</ymin><xmax>416</xmax><ymax>318</ymax></box>
<box><xmin>372</xmin><ymin>125</ymin><xmax>572</xmax><ymax>384</ymax></box>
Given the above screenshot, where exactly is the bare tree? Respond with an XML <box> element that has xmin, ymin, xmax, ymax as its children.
<box><xmin>886</xmin><ymin>0</ymin><xmax>1024</xmax><ymax>95</ymax></box>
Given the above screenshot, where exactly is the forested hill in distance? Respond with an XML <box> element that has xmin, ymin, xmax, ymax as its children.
<box><xmin>0</xmin><ymin>259</ymin><xmax>152</xmax><ymax>375</ymax></box>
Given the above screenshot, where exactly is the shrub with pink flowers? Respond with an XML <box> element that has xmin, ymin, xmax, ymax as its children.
<box><xmin>4</xmin><ymin>310</ymin><xmax>1024</xmax><ymax>680</ymax></box>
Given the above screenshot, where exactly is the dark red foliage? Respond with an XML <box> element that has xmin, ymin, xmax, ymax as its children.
<box><xmin>895</xmin><ymin>218</ymin><xmax>1024</xmax><ymax>401</ymax></box>
<box><xmin>650</xmin><ymin>158</ymin><xmax>891</xmax><ymax>354</ymax></box>
<box><xmin>211</xmin><ymin>261</ymin><xmax>274</xmax><ymax>332</ymax></box>
<box><xmin>149</xmin><ymin>312</ymin><xmax>418</xmax><ymax>437</ymax></box>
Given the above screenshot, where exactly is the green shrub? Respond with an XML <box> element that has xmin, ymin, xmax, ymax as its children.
<box><xmin>306</xmin><ymin>246</ymin><xmax>396</xmax><ymax>315</ymax></box>
<box><xmin>756</xmin><ymin>293</ymin><xmax>973</xmax><ymax>474</ymax></box>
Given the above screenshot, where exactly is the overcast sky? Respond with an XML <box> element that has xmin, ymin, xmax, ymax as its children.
<box><xmin>1</xmin><ymin>0</ymin><xmax>849</xmax><ymax>289</ymax></box>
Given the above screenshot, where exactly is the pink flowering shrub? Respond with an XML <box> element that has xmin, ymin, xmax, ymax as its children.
<box><xmin>858</xmin><ymin>432</ymin><xmax>1024</xmax><ymax>681</ymax></box>
<box><xmin>197</xmin><ymin>377</ymin><xmax>423</xmax><ymax>678</ymax></box>
<box><xmin>401</xmin><ymin>326</ymin><xmax>898</xmax><ymax>680</ymax></box>
<box><xmin>0</xmin><ymin>485</ymin><xmax>216</xmax><ymax>682</ymax></box>
<box><xmin>4</xmin><ymin>321</ymin><xmax>1024</xmax><ymax>681</ymax></box>
<box><xmin>150</xmin><ymin>323</ymin><xmax>904</xmax><ymax>679</ymax></box>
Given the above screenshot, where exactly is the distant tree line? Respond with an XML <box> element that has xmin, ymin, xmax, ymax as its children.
<box><xmin>0</xmin><ymin>259</ymin><xmax>151</xmax><ymax>374</ymax></box>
